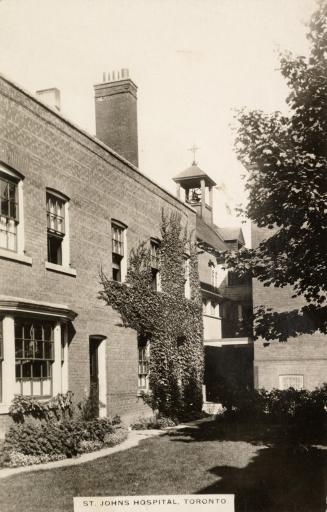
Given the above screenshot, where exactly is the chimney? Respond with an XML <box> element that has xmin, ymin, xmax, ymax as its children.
<box><xmin>94</xmin><ymin>68</ymin><xmax>138</xmax><ymax>167</ymax></box>
<box><xmin>36</xmin><ymin>88</ymin><xmax>61</xmax><ymax>111</ymax></box>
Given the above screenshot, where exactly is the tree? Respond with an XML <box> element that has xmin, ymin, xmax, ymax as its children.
<box><xmin>99</xmin><ymin>211</ymin><xmax>204</xmax><ymax>420</ymax></box>
<box><xmin>204</xmin><ymin>1</ymin><xmax>327</xmax><ymax>341</ymax></box>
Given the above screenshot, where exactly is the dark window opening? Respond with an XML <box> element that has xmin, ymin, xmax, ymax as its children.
<box><xmin>112</xmin><ymin>253</ymin><xmax>122</xmax><ymax>282</ymax></box>
<box><xmin>47</xmin><ymin>233</ymin><xmax>63</xmax><ymax>265</ymax></box>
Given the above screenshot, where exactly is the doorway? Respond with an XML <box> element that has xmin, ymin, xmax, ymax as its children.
<box><xmin>89</xmin><ymin>335</ymin><xmax>107</xmax><ymax>418</ymax></box>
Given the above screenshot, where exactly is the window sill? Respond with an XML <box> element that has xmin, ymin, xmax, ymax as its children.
<box><xmin>45</xmin><ymin>261</ymin><xmax>77</xmax><ymax>277</ymax></box>
<box><xmin>0</xmin><ymin>248</ymin><xmax>32</xmax><ymax>266</ymax></box>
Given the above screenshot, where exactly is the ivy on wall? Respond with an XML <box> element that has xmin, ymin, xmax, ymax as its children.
<box><xmin>99</xmin><ymin>210</ymin><xmax>204</xmax><ymax>420</ymax></box>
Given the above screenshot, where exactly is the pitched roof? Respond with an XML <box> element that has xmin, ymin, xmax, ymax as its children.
<box><xmin>215</xmin><ymin>226</ymin><xmax>245</xmax><ymax>245</ymax></box>
<box><xmin>196</xmin><ymin>216</ymin><xmax>229</xmax><ymax>252</ymax></box>
<box><xmin>173</xmin><ymin>163</ymin><xmax>216</xmax><ymax>187</ymax></box>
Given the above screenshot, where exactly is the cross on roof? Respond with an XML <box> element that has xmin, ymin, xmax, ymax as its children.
<box><xmin>188</xmin><ymin>144</ymin><xmax>199</xmax><ymax>165</ymax></box>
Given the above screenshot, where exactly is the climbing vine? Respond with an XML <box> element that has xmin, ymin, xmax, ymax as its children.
<box><xmin>99</xmin><ymin>210</ymin><xmax>203</xmax><ymax>420</ymax></box>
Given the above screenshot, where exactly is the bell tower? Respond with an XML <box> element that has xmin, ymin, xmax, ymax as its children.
<box><xmin>173</xmin><ymin>159</ymin><xmax>216</xmax><ymax>226</ymax></box>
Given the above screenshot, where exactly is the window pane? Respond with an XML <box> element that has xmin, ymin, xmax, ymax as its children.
<box><xmin>15</xmin><ymin>338</ymin><xmax>23</xmax><ymax>358</ymax></box>
<box><xmin>22</xmin><ymin>361</ymin><xmax>32</xmax><ymax>378</ymax></box>
<box><xmin>44</xmin><ymin>342</ymin><xmax>54</xmax><ymax>360</ymax></box>
<box><xmin>48</xmin><ymin>234</ymin><xmax>63</xmax><ymax>264</ymax></box>
<box><xmin>33</xmin><ymin>361</ymin><xmax>42</xmax><ymax>378</ymax></box>
<box><xmin>34</xmin><ymin>340</ymin><xmax>43</xmax><ymax>359</ymax></box>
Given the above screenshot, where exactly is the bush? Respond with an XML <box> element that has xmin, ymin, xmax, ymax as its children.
<box><xmin>5</xmin><ymin>451</ymin><xmax>66</xmax><ymax>468</ymax></box>
<box><xmin>79</xmin><ymin>440</ymin><xmax>103</xmax><ymax>453</ymax></box>
<box><xmin>3</xmin><ymin>416</ymin><xmax>122</xmax><ymax>466</ymax></box>
<box><xmin>219</xmin><ymin>383</ymin><xmax>327</xmax><ymax>439</ymax></box>
<box><xmin>103</xmin><ymin>426</ymin><xmax>128</xmax><ymax>447</ymax></box>
<box><xmin>9</xmin><ymin>392</ymin><xmax>75</xmax><ymax>423</ymax></box>
<box><xmin>131</xmin><ymin>415</ymin><xmax>177</xmax><ymax>430</ymax></box>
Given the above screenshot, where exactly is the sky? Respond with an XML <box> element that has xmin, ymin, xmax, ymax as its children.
<box><xmin>0</xmin><ymin>0</ymin><xmax>314</xmax><ymax>239</ymax></box>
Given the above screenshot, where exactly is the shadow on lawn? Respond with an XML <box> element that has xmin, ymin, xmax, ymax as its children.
<box><xmin>168</xmin><ymin>421</ymin><xmax>327</xmax><ymax>512</ymax></box>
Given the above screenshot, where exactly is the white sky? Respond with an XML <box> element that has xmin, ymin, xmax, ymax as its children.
<box><xmin>0</xmin><ymin>0</ymin><xmax>314</xmax><ymax>236</ymax></box>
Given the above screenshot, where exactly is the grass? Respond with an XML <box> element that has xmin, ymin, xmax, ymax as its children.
<box><xmin>0</xmin><ymin>420</ymin><xmax>326</xmax><ymax>512</ymax></box>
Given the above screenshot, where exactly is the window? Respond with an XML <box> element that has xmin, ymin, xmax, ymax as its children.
<box><xmin>184</xmin><ymin>255</ymin><xmax>191</xmax><ymax>299</ymax></box>
<box><xmin>112</xmin><ymin>221</ymin><xmax>126</xmax><ymax>282</ymax></box>
<box><xmin>279</xmin><ymin>375</ymin><xmax>304</xmax><ymax>390</ymax></box>
<box><xmin>211</xmin><ymin>266</ymin><xmax>221</xmax><ymax>289</ymax></box>
<box><xmin>15</xmin><ymin>319</ymin><xmax>54</xmax><ymax>397</ymax></box>
<box><xmin>47</xmin><ymin>192</ymin><xmax>66</xmax><ymax>265</ymax></box>
<box><xmin>150</xmin><ymin>239</ymin><xmax>160</xmax><ymax>291</ymax></box>
<box><xmin>0</xmin><ymin>173</ymin><xmax>18</xmax><ymax>251</ymax></box>
<box><xmin>138</xmin><ymin>337</ymin><xmax>149</xmax><ymax>391</ymax></box>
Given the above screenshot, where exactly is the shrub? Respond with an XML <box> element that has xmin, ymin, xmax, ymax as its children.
<box><xmin>6</xmin><ymin>451</ymin><xmax>66</xmax><ymax>468</ymax></box>
<box><xmin>103</xmin><ymin>426</ymin><xmax>128</xmax><ymax>447</ymax></box>
<box><xmin>156</xmin><ymin>417</ymin><xmax>177</xmax><ymax>429</ymax></box>
<box><xmin>3</xmin><ymin>415</ymin><xmax>126</xmax><ymax>467</ymax></box>
<box><xmin>79</xmin><ymin>440</ymin><xmax>103</xmax><ymax>453</ymax></box>
<box><xmin>9</xmin><ymin>392</ymin><xmax>75</xmax><ymax>423</ymax></box>
<box><xmin>131</xmin><ymin>416</ymin><xmax>177</xmax><ymax>430</ymax></box>
<box><xmin>219</xmin><ymin>383</ymin><xmax>327</xmax><ymax>440</ymax></box>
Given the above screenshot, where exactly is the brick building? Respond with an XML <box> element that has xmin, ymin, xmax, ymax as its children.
<box><xmin>252</xmin><ymin>224</ymin><xmax>327</xmax><ymax>390</ymax></box>
<box><xmin>0</xmin><ymin>68</ymin><xmax>253</xmax><ymax>436</ymax></box>
<box><xmin>173</xmin><ymin>164</ymin><xmax>253</xmax><ymax>403</ymax></box>
<box><xmin>0</xmin><ymin>70</ymin><xmax>199</xmax><ymax>436</ymax></box>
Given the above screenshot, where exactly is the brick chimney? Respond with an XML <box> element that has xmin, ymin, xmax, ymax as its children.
<box><xmin>94</xmin><ymin>68</ymin><xmax>138</xmax><ymax>167</ymax></box>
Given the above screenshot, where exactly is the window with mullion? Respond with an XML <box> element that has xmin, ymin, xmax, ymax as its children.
<box><xmin>111</xmin><ymin>222</ymin><xmax>125</xmax><ymax>282</ymax></box>
<box><xmin>15</xmin><ymin>320</ymin><xmax>54</xmax><ymax>397</ymax></box>
<box><xmin>138</xmin><ymin>342</ymin><xmax>149</xmax><ymax>390</ymax></box>
<box><xmin>0</xmin><ymin>176</ymin><xmax>18</xmax><ymax>251</ymax></box>
<box><xmin>112</xmin><ymin>225</ymin><xmax>124</xmax><ymax>256</ymax></box>
<box><xmin>150</xmin><ymin>241</ymin><xmax>160</xmax><ymax>269</ymax></box>
<box><xmin>46</xmin><ymin>193</ymin><xmax>66</xmax><ymax>265</ymax></box>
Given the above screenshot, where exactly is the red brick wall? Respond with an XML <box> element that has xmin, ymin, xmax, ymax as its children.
<box><xmin>251</xmin><ymin>224</ymin><xmax>327</xmax><ymax>389</ymax></box>
<box><xmin>0</xmin><ymin>75</ymin><xmax>195</xmax><ymax>424</ymax></box>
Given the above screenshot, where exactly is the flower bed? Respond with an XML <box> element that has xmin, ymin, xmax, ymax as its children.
<box><xmin>2</xmin><ymin>419</ymin><xmax>128</xmax><ymax>467</ymax></box>
<box><xmin>1</xmin><ymin>393</ymin><xmax>129</xmax><ymax>468</ymax></box>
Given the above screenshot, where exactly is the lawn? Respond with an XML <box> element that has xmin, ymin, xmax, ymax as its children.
<box><xmin>0</xmin><ymin>420</ymin><xmax>326</xmax><ymax>512</ymax></box>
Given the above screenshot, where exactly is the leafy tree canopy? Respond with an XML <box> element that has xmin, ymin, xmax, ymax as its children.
<box><xmin>201</xmin><ymin>1</ymin><xmax>327</xmax><ymax>341</ymax></box>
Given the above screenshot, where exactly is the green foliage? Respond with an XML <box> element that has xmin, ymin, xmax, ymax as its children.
<box><xmin>103</xmin><ymin>426</ymin><xmax>128</xmax><ymax>447</ymax></box>
<box><xmin>9</xmin><ymin>392</ymin><xmax>75</xmax><ymax>423</ymax></box>
<box><xmin>220</xmin><ymin>384</ymin><xmax>327</xmax><ymax>439</ymax></box>
<box><xmin>201</xmin><ymin>1</ymin><xmax>327</xmax><ymax>341</ymax></box>
<box><xmin>3</xmin><ymin>417</ymin><xmax>123</xmax><ymax>467</ymax></box>
<box><xmin>99</xmin><ymin>210</ymin><xmax>204</xmax><ymax>420</ymax></box>
<box><xmin>130</xmin><ymin>415</ymin><xmax>177</xmax><ymax>430</ymax></box>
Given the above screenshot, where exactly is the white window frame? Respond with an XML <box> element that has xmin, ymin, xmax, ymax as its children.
<box><xmin>45</xmin><ymin>189</ymin><xmax>75</xmax><ymax>276</ymax></box>
<box><xmin>0</xmin><ymin>314</ymin><xmax>68</xmax><ymax>412</ymax></box>
<box><xmin>0</xmin><ymin>165</ymin><xmax>31</xmax><ymax>265</ymax></box>
<box><xmin>137</xmin><ymin>339</ymin><xmax>150</xmax><ymax>393</ymax></box>
<box><xmin>150</xmin><ymin>239</ymin><xmax>161</xmax><ymax>292</ymax></box>
<box><xmin>184</xmin><ymin>254</ymin><xmax>191</xmax><ymax>299</ymax></box>
<box><xmin>111</xmin><ymin>220</ymin><xmax>127</xmax><ymax>283</ymax></box>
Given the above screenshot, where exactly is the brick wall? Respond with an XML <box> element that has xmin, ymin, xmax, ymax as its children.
<box><xmin>0</xmin><ymin>75</ymin><xmax>195</xmax><ymax>424</ymax></box>
<box><xmin>251</xmin><ymin>224</ymin><xmax>327</xmax><ymax>389</ymax></box>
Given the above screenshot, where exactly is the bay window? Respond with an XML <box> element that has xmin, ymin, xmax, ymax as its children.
<box><xmin>15</xmin><ymin>320</ymin><xmax>54</xmax><ymax>397</ymax></box>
